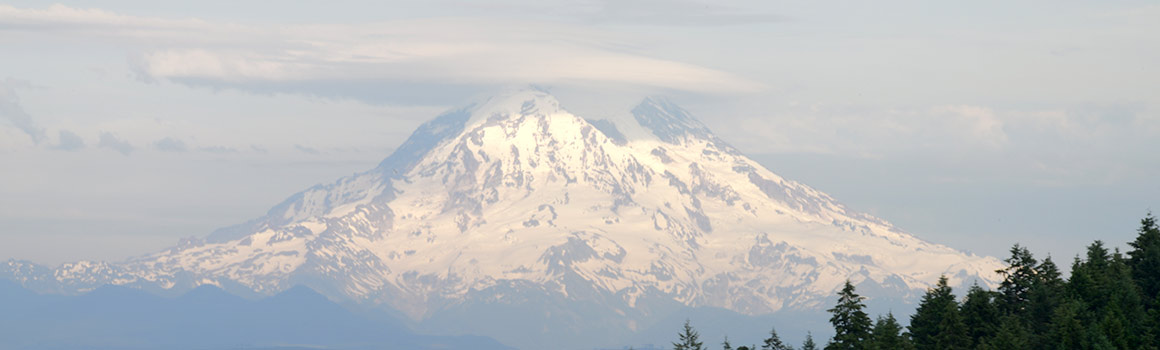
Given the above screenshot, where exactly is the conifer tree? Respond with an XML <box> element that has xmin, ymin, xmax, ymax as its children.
<box><xmin>1047</xmin><ymin>299</ymin><xmax>1086</xmax><ymax>350</ymax></box>
<box><xmin>723</xmin><ymin>336</ymin><xmax>733</xmax><ymax>350</ymax></box>
<box><xmin>996</xmin><ymin>244</ymin><xmax>1038</xmax><ymax>316</ymax></box>
<box><xmin>983</xmin><ymin>315</ymin><xmax>1028</xmax><ymax>350</ymax></box>
<box><xmin>1129</xmin><ymin>212</ymin><xmax>1160</xmax><ymax>306</ymax></box>
<box><xmin>1025</xmin><ymin>256</ymin><xmax>1065</xmax><ymax>347</ymax></box>
<box><xmin>825</xmin><ymin>280</ymin><xmax>872</xmax><ymax>350</ymax></box>
<box><xmin>761</xmin><ymin>327</ymin><xmax>793</xmax><ymax>350</ymax></box>
<box><xmin>960</xmin><ymin>284</ymin><xmax>999</xmax><ymax>347</ymax></box>
<box><xmin>801</xmin><ymin>332</ymin><xmax>817</xmax><ymax>350</ymax></box>
<box><xmin>869</xmin><ymin>313</ymin><xmax>910</xmax><ymax>350</ymax></box>
<box><xmin>909</xmin><ymin>276</ymin><xmax>967</xmax><ymax>350</ymax></box>
<box><xmin>673</xmin><ymin>319</ymin><xmax>705</xmax><ymax>350</ymax></box>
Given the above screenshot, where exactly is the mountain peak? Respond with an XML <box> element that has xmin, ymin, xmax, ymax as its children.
<box><xmin>1</xmin><ymin>91</ymin><xmax>1006</xmax><ymax>350</ymax></box>
<box><xmin>632</xmin><ymin>96</ymin><xmax>714</xmax><ymax>144</ymax></box>
<box><xmin>464</xmin><ymin>89</ymin><xmax>563</xmax><ymax>127</ymax></box>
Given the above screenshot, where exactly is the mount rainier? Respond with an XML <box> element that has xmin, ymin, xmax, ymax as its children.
<box><xmin>3</xmin><ymin>90</ymin><xmax>1003</xmax><ymax>349</ymax></box>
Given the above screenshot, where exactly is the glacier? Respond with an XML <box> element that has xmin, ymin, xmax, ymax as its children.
<box><xmin>2</xmin><ymin>89</ymin><xmax>1004</xmax><ymax>349</ymax></box>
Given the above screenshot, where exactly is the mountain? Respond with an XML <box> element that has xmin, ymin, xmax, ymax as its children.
<box><xmin>2</xmin><ymin>89</ymin><xmax>1003</xmax><ymax>349</ymax></box>
<box><xmin>0</xmin><ymin>281</ymin><xmax>510</xmax><ymax>350</ymax></box>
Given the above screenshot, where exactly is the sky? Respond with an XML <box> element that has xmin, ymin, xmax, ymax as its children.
<box><xmin>1</xmin><ymin>1</ymin><xmax>1158</xmax><ymax>270</ymax></box>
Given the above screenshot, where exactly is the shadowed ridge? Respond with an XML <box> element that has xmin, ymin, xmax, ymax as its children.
<box><xmin>632</xmin><ymin>96</ymin><xmax>714</xmax><ymax>144</ymax></box>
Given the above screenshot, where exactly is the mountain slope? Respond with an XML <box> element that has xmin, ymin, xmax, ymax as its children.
<box><xmin>3</xmin><ymin>89</ymin><xmax>1003</xmax><ymax>349</ymax></box>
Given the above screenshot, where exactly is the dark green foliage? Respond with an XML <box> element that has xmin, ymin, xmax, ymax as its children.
<box><xmin>673</xmin><ymin>319</ymin><xmax>705</xmax><ymax>350</ymax></box>
<box><xmin>960</xmin><ymin>283</ymin><xmax>999</xmax><ymax>347</ymax></box>
<box><xmin>761</xmin><ymin>327</ymin><xmax>793</xmax><ymax>350</ymax></box>
<box><xmin>909</xmin><ymin>276</ymin><xmax>967</xmax><ymax>350</ymax></box>
<box><xmin>723</xmin><ymin>336</ymin><xmax>733</xmax><ymax>350</ymax></box>
<box><xmin>983</xmin><ymin>315</ymin><xmax>1028</xmax><ymax>350</ymax></box>
<box><xmin>1129</xmin><ymin>212</ymin><xmax>1160</xmax><ymax>304</ymax></box>
<box><xmin>825</xmin><ymin>280</ymin><xmax>872</xmax><ymax>350</ymax></box>
<box><xmin>1047</xmin><ymin>299</ymin><xmax>1086</xmax><ymax>349</ymax></box>
<box><xmin>869</xmin><ymin>313</ymin><xmax>910</xmax><ymax>350</ymax></box>
<box><xmin>672</xmin><ymin>213</ymin><xmax>1160</xmax><ymax>350</ymax></box>
<box><xmin>1025</xmin><ymin>256</ymin><xmax>1065</xmax><ymax>347</ymax></box>
<box><xmin>996</xmin><ymin>244</ymin><xmax>1038</xmax><ymax>316</ymax></box>
<box><xmin>801</xmin><ymin>332</ymin><xmax>817</xmax><ymax>350</ymax></box>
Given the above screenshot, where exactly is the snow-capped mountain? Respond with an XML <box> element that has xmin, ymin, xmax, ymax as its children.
<box><xmin>3</xmin><ymin>89</ymin><xmax>1003</xmax><ymax>349</ymax></box>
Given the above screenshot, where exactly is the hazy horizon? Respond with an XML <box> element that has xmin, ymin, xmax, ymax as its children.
<box><xmin>2</xmin><ymin>0</ymin><xmax>1158</xmax><ymax>282</ymax></box>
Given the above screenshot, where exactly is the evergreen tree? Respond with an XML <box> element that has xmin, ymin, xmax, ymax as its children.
<box><xmin>673</xmin><ymin>319</ymin><xmax>705</xmax><ymax>350</ymax></box>
<box><xmin>1025</xmin><ymin>256</ymin><xmax>1065</xmax><ymax>347</ymax></box>
<box><xmin>1047</xmin><ymin>299</ymin><xmax>1086</xmax><ymax>350</ymax></box>
<box><xmin>983</xmin><ymin>315</ymin><xmax>1028</xmax><ymax>350</ymax></box>
<box><xmin>825</xmin><ymin>280</ymin><xmax>872</xmax><ymax>350</ymax></box>
<box><xmin>960</xmin><ymin>283</ymin><xmax>999</xmax><ymax>348</ymax></box>
<box><xmin>761</xmin><ymin>327</ymin><xmax>793</xmax><ymax>350</ymax></box>
<box><xmin>1071</xmin><ymin>241</ymin><xmax>1151</xmax><ymax>348</ymax></box>
<box><xmin>869</xmin><ymin>313</ymin><xmax>910</xmax><ymax>350</ymax></box>
<box><xmin>995</xmin><ymin>244</ymin><xmax>1038</xmax><ymax>316</ymax></box>
<box><xmin>801</xmin><ymin>332</ymin><xmax>817</xmax><ymax>350</ymax></box>
<box><xmin>1129</xmin><ymin>212</ymin><xmax>1160</xmax><ymax>306</ymax></box>
<box><xmin>723</xmin><ymin>336</ymin><xmax>733</xmax><ymax>350</ymax></box>
<box><xmin>909</xmin><ymin>276</ymin><xmax>967</xmax><ymax>350</ymax></box>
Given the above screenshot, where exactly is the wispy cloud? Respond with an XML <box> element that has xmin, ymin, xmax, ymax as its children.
<box><xmin>97</xmin><ymin>132</ymin><xmax>134</xmax><ymax>155</ymax></box>
<box><xmin>0</xmin><ymin>4</ymin><xmax>763</xmax><ymax>102</ymax></box>
<box><xmin>153</xmin><ymin>136</ymin><xmax>188</xmax><ymax>152</ymax></box>
<box><xmin>51</xmin><ymin>130</ymin><xmax>86</xmax><ymax>151</ymax></box>
<box><xmin>293</xmin><ymin>144</ymin><xmax>321</xmax><ymax>155</ymax></box>
<box><xmin>0</xmin><ymin>78</ymin><xmax>45</xmax><ymax>144</ymax></box>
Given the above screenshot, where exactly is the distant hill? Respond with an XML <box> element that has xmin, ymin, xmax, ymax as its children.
<box><xmin>0</xmin><ymin>279</ymin><xmax>510</xmax><ymax>350</ymax></box>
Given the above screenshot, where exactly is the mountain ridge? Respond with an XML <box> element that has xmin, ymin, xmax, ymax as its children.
<box><xmin>2</xmin><ymin>89</ymin><xmax>1003</xmax><ymax>349</ymax></box>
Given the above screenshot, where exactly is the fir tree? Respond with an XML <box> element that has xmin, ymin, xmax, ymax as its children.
<box><xmin>983</xmin><ymin>315</ymin><xmax>1028</xmax><ymax>350</ymax></box>
<box><xmin>1047</xmin><ymin>299</ymin><xmax>1086</xmax><ymax>350</ymax></box>
<box><xmin>1026</xmin><ymin>256</ymin><xmax>1065</xmax><ymax>347</ymax></box>
<box><xmin>960</xmin><ymin>283</ymin><xmax>999</xmax><ymax>347</ymax></box>
<box><xmin>761</xmin><ymin>327</ymin><xmax>793</xmax><ymax>350</ymax></box>
<box><xmin>673</xmin><ymin>319</ymin><xmax>705</xmax><ymax>350</ymax></box>
<box><xmin>869</xmin><ymin>313</ymin><xmax>910</xmax><ymax>350</ymax></box>
<box><xmin>996</xmin><ymin>244</ymin><xmax>1038</xmax><ymax>316</ymax></box>
<box><xmin>801</xmin><ymin>332</ymin><xmax>817</xmax><ymax>350</ymax></box>
<box><xmin>723</xmin><ymin>336</ymin><xmax>733</xmax><ymax>350</ymax></box>
<box><xmin>909</xmin><ymin>276</ymin><xmax>967</xmax><ymax>350</ymax></box>
<box><xmin>1129</xmin><ymin>212</ymin><xmax>1160</xmax><ymax>305</ymax></box>
<box><xmin>825</xmin><ymin>280</ymin><xmax>872</xmax><ymax>350</ymax></box>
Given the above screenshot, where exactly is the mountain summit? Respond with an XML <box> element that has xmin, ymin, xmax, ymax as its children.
<box><xmin>3</xmin><ymin>90</ymin><xmax>1002</xmax><ymax>349</ymax></box>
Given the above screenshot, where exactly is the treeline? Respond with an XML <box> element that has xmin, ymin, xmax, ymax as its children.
<box><xmin>672</xmin><ymin>213</ymin><xmax>1160</xmax><ymax>350</ymax></box>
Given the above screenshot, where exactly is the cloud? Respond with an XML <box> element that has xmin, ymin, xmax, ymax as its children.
<box><xmin>0</xmin><ymin>4</ymin><xmax>763</xmax><ymax>102</ymax></box>
<box><xmin>98</xmin><ymin>132</ymin><xmax>134</xmax><ymax>155</ymax></box>
<box><xmin>198</xmin><ymin>145</ymin><xmax>238</xmax><ymax>154</ymax></box>
<box><xmin>293</xmin><ymin>144</ymin><xmax>321</xmax><ymax>155</ymax></box>
<box><xmin>51</xmin><ymin>130</ymin><xmax>86</xmax><ymax>151</ymax></box>
<box><xmin>0</xmin><ymin>78</ymin><xmax>45</xmax><ymax>144</ymax></box>
<box><xmin>153</xmin><ymin>136</ymin><xmax>188</xmax><ymax>152</ymax></box>
<box><xmin>455</xmin><ymin>0</ymin><xmax>785</xmax><ymax>26</ymax></box>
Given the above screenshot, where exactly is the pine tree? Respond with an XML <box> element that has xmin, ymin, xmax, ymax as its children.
<box><xmin>801</xmin><ymin>332</ymin><xmax>817</xmax><ymax>350</ymax></box>
<box><xmin>825</xmin><ymin>280</ymin><xmax>872</xmax><ymax>350</ymax></box>
<box><xmin>761</xmin><ymin>327</ymin><xmax>793</xmax><ymax>350</ymax></box>
<box><xmin>673</xmin><ymin>319</ymin><xmax>705</xmax><ymax>350</ymax></box>
<box><xmin>723</xmin><ymin>336</ymin><xmax>733</xmax><ymax>350</ymax></box>
<box><xmin>995</xmin><ymin>244</ymin><xmax>1038</xmax><ymax>316</ymax></box>
<box><xmin>1025</xmin><ymin>256</ymin><xmax>1065</xmax><ymax>347</ymax></box>
<box><xmin>960</xmin><ymin>283</ymin><xmax>999</xmax><ymax>348</ymax></box>
<box><xmin>983</xmin><ymin>315</ymin><xmax>1028</xmax><ymax>350</ymax></box>
<box><xmin>1129</xmin><ymin>212</ymin><xmax>1160</xmax><ymax>306</ymax></box>
<box><xmin>1047</xmin><ymin>299</ymin><xmax>1086</xmax><ymax>350</ymax></box>
<box><xmin>1071</xmin><ymin>241</ymin><xmax>1151</xmax><ymax>348</ymax></box>
<box><xmin>869</xmin><ymin>313</ymin><xmax>910</xmax><ymax>350</ymax></box>
<box><xmin>909</xmin><ymin>276</ymin><xmax>967</xmax><ymax>350</ymax></box>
